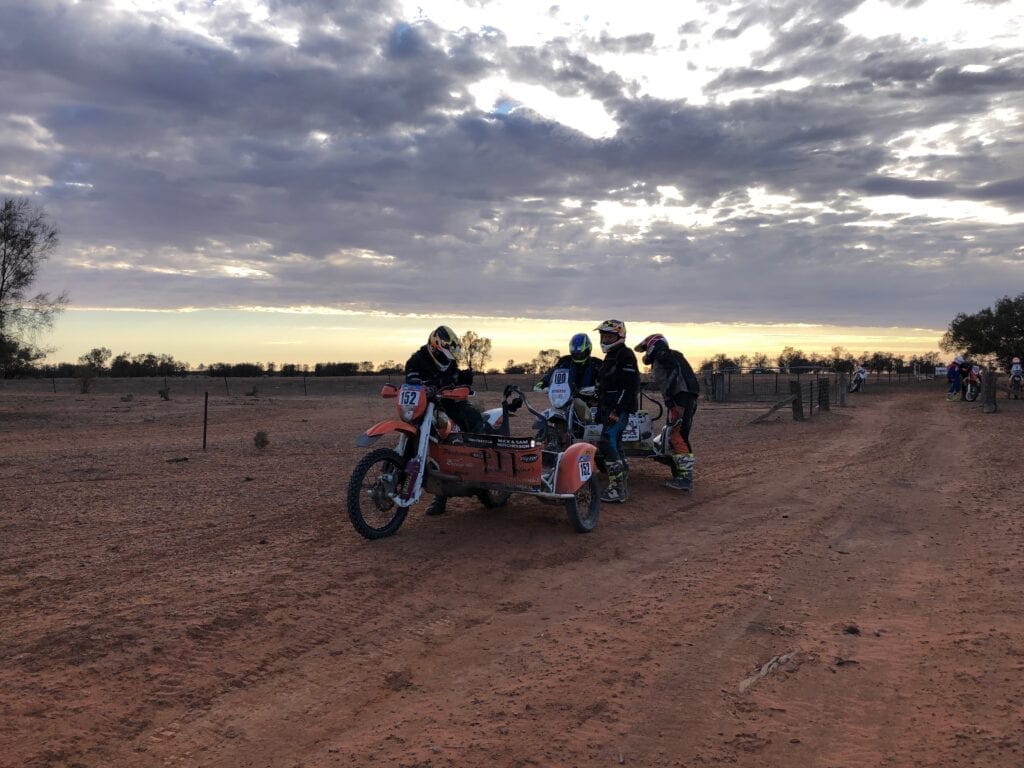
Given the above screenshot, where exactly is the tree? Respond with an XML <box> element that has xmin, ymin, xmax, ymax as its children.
<box><xmin>0</xmin><ymin>198</ymin><xmax>68</xmax><ymax>376</ymax></box>
<box><xmin>460</xmin><ymin>330</ymin><xmax>492</xmax><ymax>372</ymax></box>
<box><xmin>531</xmin><ymin>348</ymin><xmax>560</xmax><ymax>375</ymax></box>
<box><xmin>777</xmin><ymin>346</ymin><xmax>814</xmax><ymax>373</ymax></box>
<box><xmin>377</xmin><ymin>359</ymin><xmax>403</xmax><ymax>374</ymax></box>
<box><xmin>505</xmin><ymin>359</ymin><xmax>533</xmax><ymax>374</ymax></box>
<box><xmin>704</xmin><ymin>353</ymin><xmax>739</xmax><ymax>372</ymax></box>
<box><xmin>942</xmin><ymin>294</ymin><xmax>1024</xmax><ymax>367</ymax></box>
<box><xmin>78</xmin><ymin>347</ymin><xmax>112</xmax><ymax>374</ymax></box>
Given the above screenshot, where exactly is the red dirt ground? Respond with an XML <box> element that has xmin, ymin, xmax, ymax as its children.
<box><xmin>1</xmin><ymin>381</ymin><xmax>1022</xmax><ymax>767</ymax></box>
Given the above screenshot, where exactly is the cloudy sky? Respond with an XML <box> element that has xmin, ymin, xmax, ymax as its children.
<box><xmin>2</xmin><ymin>0</ymin><xmax>1022</xmax><ymax>366</ymax></box>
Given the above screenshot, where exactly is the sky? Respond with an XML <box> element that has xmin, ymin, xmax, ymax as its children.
<box><xmin>2</xmin><ymin>0</ymin><xmax>1022</xmax><ymax>368</ymax></box>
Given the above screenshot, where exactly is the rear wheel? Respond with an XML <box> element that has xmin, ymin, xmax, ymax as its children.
<box><xmin>564</xmin><ymin>473</ymin><xmax>600</xmax><ymax>533</ymax></box>
<box><xmin>477</xmin><ymin>490</ymin><xmax>511</xmax><ymax>508</ymax></box>
<box><xmin>966</xmin><ymin>384</ymin><xmax>980</xmax><ymax>402</ymax></box>
<box><xmin>347</xmin><ymin>448</ymin><xmax>409</xmax><ymax>539</ymax></box>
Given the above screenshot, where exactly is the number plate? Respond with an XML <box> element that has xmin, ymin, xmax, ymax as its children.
<box><xmin>578</xmin><ymin>455</ymin><xmax>593</xmax><ymax>482</ymax></box>
<box><xmin>399</xmin><ymin>388</ymin><xmax>421</xmax><ymax>406</ymax></box>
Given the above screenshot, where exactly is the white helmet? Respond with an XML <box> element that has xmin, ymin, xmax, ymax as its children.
<box><xmin>954</xmin><ymin>355</ymin><xmax>964</xmax><ymax>364</ymax></box>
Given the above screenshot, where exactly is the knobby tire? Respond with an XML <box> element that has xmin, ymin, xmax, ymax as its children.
<box><xmin>564</xmin><ymin>473</ymin><xmax>600</xmax><ymax>533</ymax></box>
<box><xmin>347</xmin><ymin>447</ymin><xmax>409</xmax><ymax>540</ymax></box>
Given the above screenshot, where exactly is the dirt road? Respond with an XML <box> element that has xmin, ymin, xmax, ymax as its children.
<box><xmin>1</xmin><ymin>385</ymin><xmax>1021</xmax><ymax>767</ymax></box>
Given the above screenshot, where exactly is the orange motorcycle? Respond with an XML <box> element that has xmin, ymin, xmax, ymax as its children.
<box><xmin>347</xmin><ymin>383</ymin><xmax>600</xmax><ymax>539</ymax></box>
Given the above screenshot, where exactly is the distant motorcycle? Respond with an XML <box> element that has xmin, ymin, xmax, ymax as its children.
<box><xmin>964</xmin><ymin>366</ymin><xmax>982</xmax><ymax>401</ymax></box>
<box><xmin>848</xmin><ymin>367</ymin><xmax>867</xmax><ymax>393</ymax></box>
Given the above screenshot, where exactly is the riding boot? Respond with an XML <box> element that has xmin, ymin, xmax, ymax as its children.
<box><xmin>425</xmin><ymin>496</ymin><xmax>448</xmax><ymax>516</ymax></box>
<box><xmin>601</xmin><ymin>461</ymin><xmax>627</xmax><ymax>503</ymax></box>
<box><xmin>665</xmin><ymin>453</ymin><xmax>694</xmax><ymax>491</ymax></box>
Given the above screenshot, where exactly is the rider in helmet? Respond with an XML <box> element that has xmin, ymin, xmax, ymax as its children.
<box><xmin>947</xmin><ymin>355</ymin><xmax>965</xmax><ymax>401</ymax></box>
<box><xmin>1009</xmin><ymin>356</ymin><xmax>1023</xmax><ymax>399</ymax></box>
<box><xmin>405</xmin><ymin>325</ymin><xmax>485</xmax><ymax>433</ymax></box>
<box><xmin>405</xmin><ymin>326</ymin><xmax>520</xmax><ymax>518</ymax></box>
<box><xmin>594</xmin><ymin>319</ymin><xmax>639</xmax><ymax>503</ymax></box>
<box><xmin>536</xmin><ymin>333</ymin><xmax>603</xmax><ymax>422</ymax></box>
<box><xmin>634</xmin><ymin>333</ymin><xmax>700</xmax><ymax>491</ymax></box>
<box><xmin>1010</xmin><ymin>356</ymin><xmax>1022</xmax><ymax>377</ymax></box>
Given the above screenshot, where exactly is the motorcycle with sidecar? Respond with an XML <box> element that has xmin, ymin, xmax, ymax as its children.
<box><xmin>347</xmin><ymin>382</ymin><xmax>600</xmax><ymax>539</ymax></box>
<box><xmin>531</xmin><ymin>368</ymin><xmax>676</xmax><ymax>470</ymax></box>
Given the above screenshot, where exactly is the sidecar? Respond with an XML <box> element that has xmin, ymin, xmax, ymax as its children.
<box><xmin>425</xmin><ymin>431</ymin><xmax>600</xmax><ymax>533</ymax></box>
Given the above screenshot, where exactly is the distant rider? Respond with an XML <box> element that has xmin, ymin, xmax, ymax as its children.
<box><xmin>594</xmin><ymin>319</ymin><xmax>639</xmax><ymax>503</ymax></box>
<box><xmin>947</xmin><ymin>355</ymin><xmax>964</xmax><ymax>401</ymax></box>
<box><xmin>1009</xmin><ymin>356</ymin><xmax>1023</xmax><ymax>399</ymax></box>
<box><xmin>958</xmin><ymin>356</ymin><xmax>973</xmax><ymax>400</ymax></box>
<box><xmin>535</xmin><ymin>333</ymin><xmax>603</xmax><ymax>423</ymax></box>
<box><xmin>635</xmin><ymin>334</ymin><xmax>700</xmax><ymax>492</ymax></box>
<box><xmin>849</xmin><ymin>362</ymin><xmax>868</xmax><ymax>393</ymax></box>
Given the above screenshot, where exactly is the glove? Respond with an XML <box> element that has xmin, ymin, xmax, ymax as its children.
<box><xmin>606</xmin><ymin>410</ymin><xmax>619</xmax><ymax>424</ymax></box>
<box><xmin>533</xmin><ymin>382</ymin><xmax>546</xmax><ymax>391</ymax></box>
<box><xmin>425</xmin><ymin>386</ymin><xmax>437</xmax><ymax>400</ymax></box>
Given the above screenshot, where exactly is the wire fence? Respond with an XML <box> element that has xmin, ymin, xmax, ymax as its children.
<box><xmin>702</xmin><ymin>367</ymin><xmax>943</xmax><ymax>404</ymax></box>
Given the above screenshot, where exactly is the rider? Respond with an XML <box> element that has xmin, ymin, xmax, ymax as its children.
<box><xmin>594</xmin><ymin>319</ymin><xmax>639</xmax><ymax>504</ymax></box>
<box><xmin>405</xmin><ymin>326</ymin><xmax>520</xmax><ymax>518</ymax></box>
<box><xmin>535</xmin><ymin>333</ymin><xmax>603</xmax><ymax>423</ymax></box>
<box><xmin>958</xmin><ymin>356</ymin><xmax>973</xmax><ymax>400</ymax></box>
<box><xmin>947</xmin><ymin>355</ymin><xmax>964</xmax><ymax>401</ymax></box>
<box><xmin>405</xmin><ymin>325</ymin><xmax>486</xmax><ymax>434</ymax></box>
<box><xmin>635</xmin><ymin>334</ymin><xmax>700</xmax><ymax>491</ymax></box>
<box><xmin>849</xmin><ymin>362</ymin><xmax>868</xmax><ymax>393</ymax></box>
<box><xmin>1009</xmin><ymin>356</ymin><xmax>1023</xmax><ymax>399</ymax></box>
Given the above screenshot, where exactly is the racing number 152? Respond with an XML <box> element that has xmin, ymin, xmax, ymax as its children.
<box><xmin>578</xmin><ymin>456</ymin><xmax>592</xmax><ymax>482</ymax></box>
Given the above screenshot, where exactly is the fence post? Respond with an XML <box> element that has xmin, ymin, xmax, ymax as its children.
<box><xmin>837</xmin><ymin>373</ymin><xmax>848</xmax><ymax>407</ymax></box>
<box><xmin>819</xmin><ymin>376</ymin><xmax>830</xmax><ymax>410</ymax></box>
<box><xmin>983</xmin><ymin>369</ymin><xmax>998</xmax><ymax>413</ymax></box>
<box><xmin>789</xmin><ymin>380</ymin><xmax>804</xmax><ymax>421</ymax></box>
<box><xmin>712</xmin><ymin>372</ymin><xmax>729</xmax><ymax>403</ymax></box>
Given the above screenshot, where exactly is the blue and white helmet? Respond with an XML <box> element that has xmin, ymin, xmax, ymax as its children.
<box><xmin>569</xmin><ymin>333</ymin><xmax>592</xmax><ymax>363</ymax></box>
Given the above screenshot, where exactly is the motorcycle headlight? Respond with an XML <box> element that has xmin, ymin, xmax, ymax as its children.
<box><xmin>401</xmin><ymin>403</ymin><xmax>417</xmax><ymax>422</ymax></box>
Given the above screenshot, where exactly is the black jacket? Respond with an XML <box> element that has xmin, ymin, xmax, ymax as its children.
<box><xmin>651</xmin><ymin>347</ymin><xmax>700</xmax><ymax>401</ymax></box>
<box><xmin>404</xmin><ymin>346</ymin><xmax>473</xmax><ymax>389</ymax></box>
<box><xmin>540</xmin><ymin>355</ymin><xmax>603</xmax><ymax>392</ymax></box>
<box><xmin>598</xmin><ymin>344</ymin><xmax>639</xmax><ymax>414</ymax></box>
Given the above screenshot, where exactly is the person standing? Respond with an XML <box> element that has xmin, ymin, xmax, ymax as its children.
<box><xmin>634</xmin><ymin>334</ymin><xmax>700</xmax><ymax>491</ymax></box>
<box><xmin>947</xmin><ymin>355</ymin><xmax>964</xmax><ymax>401</ymax></box>
<box><xmin>594</xmin><ymin>319</ymin><xmax>639</xmax><ymax>503</ymax></box>
<box><xmin>957</xmin><ymin>356</ymin><xmax>972</xmax><ymax>401</ymax></box>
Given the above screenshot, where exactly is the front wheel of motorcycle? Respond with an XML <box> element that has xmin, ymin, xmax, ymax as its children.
<box><xmin>966</xmin><ymin>386</ymin><xmax>980</xmax><ymax>402</ymax></box>
<box><xmin>347</xmin><ymin>448</ymin><xmax>409</xmax><ymax>539</ymax></box>
<box><xmin>564</xmin><ymin>473</ymin><xmax>600</xmax><ymax>533</ymax></box>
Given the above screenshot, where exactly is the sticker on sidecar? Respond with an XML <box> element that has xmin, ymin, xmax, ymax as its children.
<box><xmin>460</xmin><ymin>435</ymin><xmax>536</xmax><ymax>450</ymax></box>
<box><xmin>521</xmin><ymin>454</ymin><xmax>539</xmax><ymax>463</ymax></box>
<box><xmin>578</xmin><ymin>455</ymin><xmax>593</xmax><ymax>482</ymax></box>
<box><xmin>622</xmin><ymin>414</ymin><xmax>641</xmax><ymax>442</ymax></box>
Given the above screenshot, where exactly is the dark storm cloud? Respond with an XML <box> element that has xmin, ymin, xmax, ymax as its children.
<box><xmin>3</xmin><ymin>0</ymin><xmax>1023</xmax><ymax>331</ymax></box>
